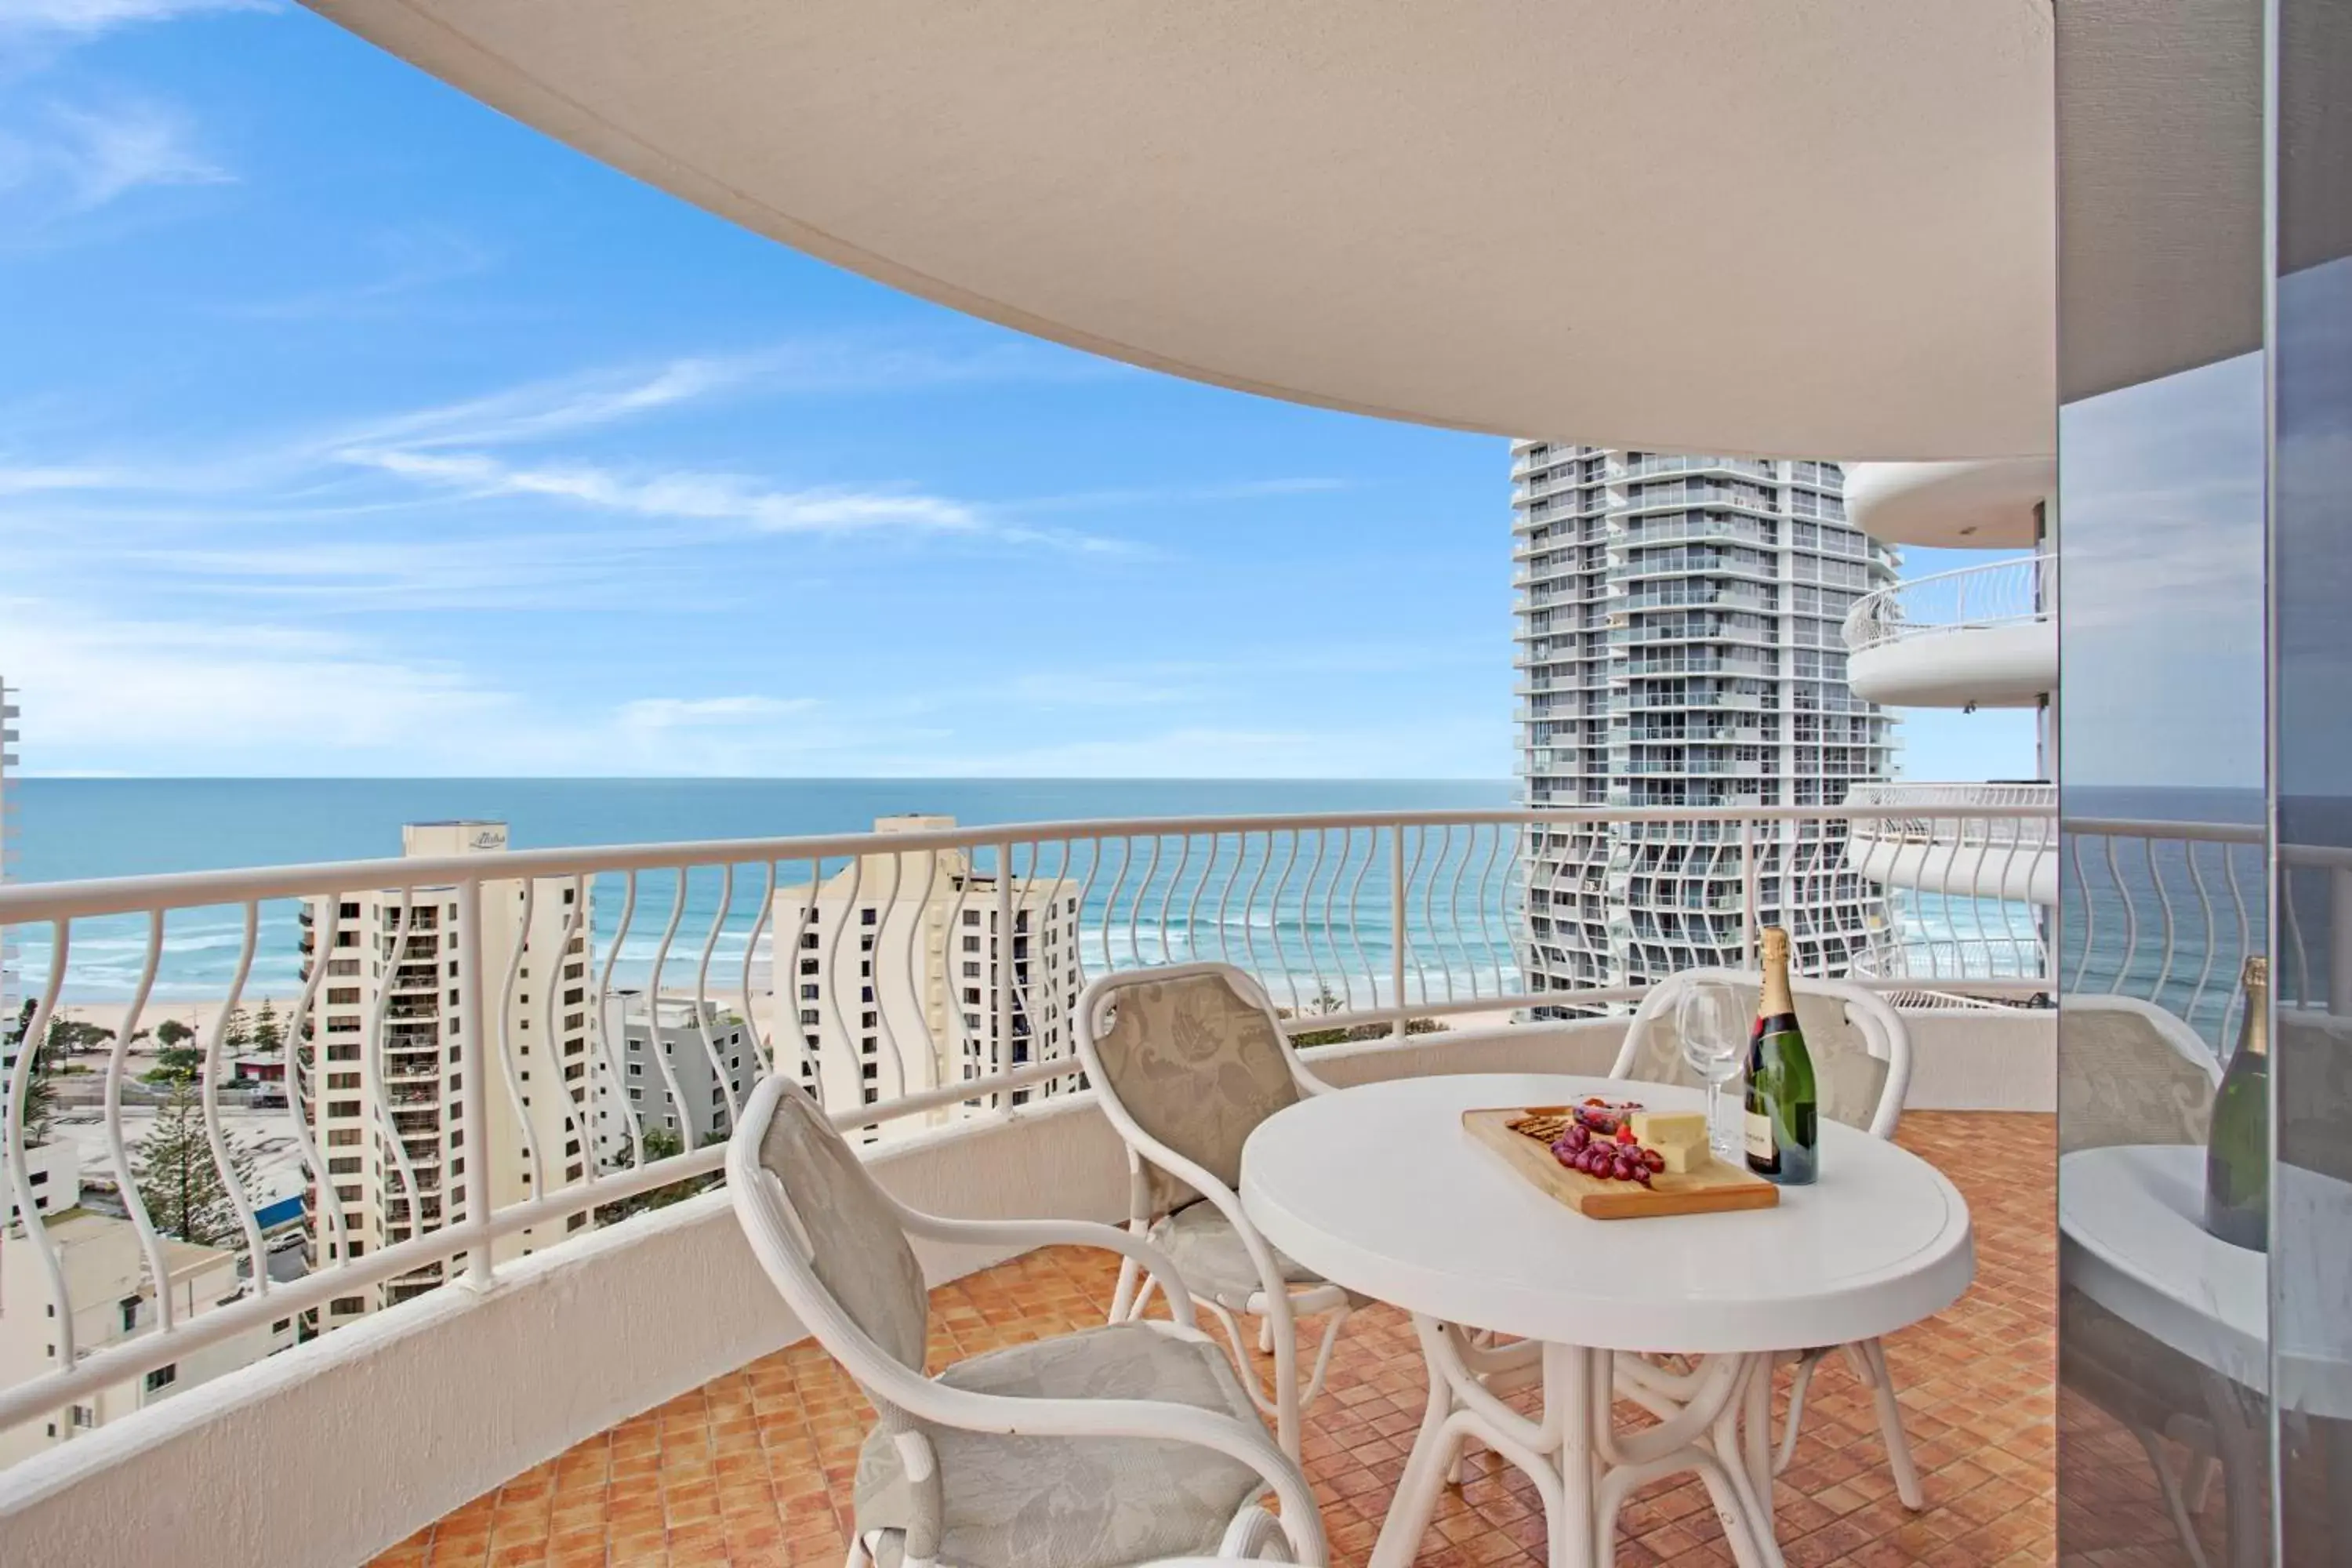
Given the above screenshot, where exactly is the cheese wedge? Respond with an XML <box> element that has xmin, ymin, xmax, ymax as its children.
<box><xmin>1630</xmin><ymin>1109</ymin><xmax>1706</xmax><ymax>1149</ymax></box>
<box><xmin>1655</xmin><ymin>1141</ymin><xmax>1711</xmax><ymax>1175</ymax></box>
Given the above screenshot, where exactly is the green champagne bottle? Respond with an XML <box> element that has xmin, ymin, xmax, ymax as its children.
<box><xmin>2203</xmin><ymin>955</ymin><xmax>2268</xmax><ymax>1251</ymax></box>
<box><xmin>1745</xmin><ymin>926</ymin><xmax>1818</xmax><ymax>1185</ymax></box>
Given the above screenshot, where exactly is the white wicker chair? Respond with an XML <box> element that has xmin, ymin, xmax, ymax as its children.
<box><xmin>1613</xmin><ymin>967</ymin><xmax>1924</xmax><ymax>1508</ymax></box>
<box><xmin>728</xmin><ymin>1073</ymin><xmax>1327</xmax><ymax>1568</ymax></box>
<box><xmin>1074</xmin><ymin>961</ymin><xmax>1360</xmax><ymax>1459</ymax></box>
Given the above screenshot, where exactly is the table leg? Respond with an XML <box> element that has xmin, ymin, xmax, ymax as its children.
<box><xmin>1743</xmin><ymin>1352</ymin><xmax>1777</xmax><ymax>1534</ymax></box>
<box><xmin>1547</xmin><ymin>1341</ymin><xmax>1599</xmax><ymax>1568</ymax></box>
<box><xmin>1368</xmin><ymin>1315</ymin><xmax>1467</xmax><ymax>1568</ymax></box>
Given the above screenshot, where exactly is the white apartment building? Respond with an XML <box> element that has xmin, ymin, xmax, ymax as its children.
<box><xmin>1</xmin><ymin>677</ymin><xmax>19</xmax><ymax>1114</ymax></box>
<box><xmin>0</xmin><ymin>1209</ymin><xmax>294</xmax><ymax>1467</ymax></box>
<box><xmin>1512</xmin><ymin>448</ymin><xmax>1898</xmax><ymax>995</ymax></box>
<box><xmin>593</xmin><ymin>992</ymin><xmax>758</xmax><ymax>1167</ymax></box>
<box><xmin>3</xmin><ymin>1143</ymin><xmax>80</xmax><ymax>1230</ymax></box>
<box><xmin>301</xmin><ymin>822</ymin><xmax>597</xmax><ymax>1319</ymax></box>
<box><xmin>772</xmin><ymin>815</ymin><xmax>1083</xmax><ymax>1135</ymax></box>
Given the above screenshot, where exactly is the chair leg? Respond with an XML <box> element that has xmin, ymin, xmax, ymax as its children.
<box><xmin>2126</xmin><ymin>1421</ymin><xmax>2216</xmax><ymax>1568</ymax></box>
<box><xmin>1109</xmin><ymin>1254</ymin><xmax>1141</xmax><ymax>1324</ymax></box>
<box><xmin>1858</xmin><ymin>1338</ymin><xmax>1924</xmax><ymax>1510</ymax></box>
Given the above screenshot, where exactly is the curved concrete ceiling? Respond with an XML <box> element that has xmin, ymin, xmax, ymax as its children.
<box><xmin>1845</xmin><ymin>459</ymin><xmax>2053</xmax><ymax>549</ymax></box>
<box><xmin>307</xmin><ymin>0</ymin><xmax>2059</xmax><ymax>460</ymax></box>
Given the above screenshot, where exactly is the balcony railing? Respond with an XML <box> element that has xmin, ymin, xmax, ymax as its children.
<box><xmin>0</xmin><ymin>802</ymin><xmax>2078</xmax><ymax>1450</ymax></box>
<box><xmin>1842</xmin><ymin>552</ymin><xmax>2054</xmax><ymax>653</ymax></box>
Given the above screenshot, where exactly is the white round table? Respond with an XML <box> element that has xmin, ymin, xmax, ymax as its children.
<box><xmin>2060</xmin><ymin>1142</ymin><xmax>2352</xmax><ymax>1417</ymax></box>
<box><xmin>1239</xmin><ymin>1073</ymin><xmax>1974</xmax><ymax>1568</ymax></box>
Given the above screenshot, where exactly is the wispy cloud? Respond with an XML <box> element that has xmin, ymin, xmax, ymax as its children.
<box><xmin>0</xmin><ymin>0</ymin><xmax>266</xmax><ymax>46</ymax></box>
<box><xmin>0</xmin><ymin>94</ymin><xmax>231</xmax><ymax>250</ymax></box>
<box><xmin>216</xmin><ymin>227</ymin><xmax>495</xmax><ymax>321</ymax></box>
<box><xmin>340</xmin><ymin>448</ymin><xmax>985</xmax><ymax>535</ymax></box>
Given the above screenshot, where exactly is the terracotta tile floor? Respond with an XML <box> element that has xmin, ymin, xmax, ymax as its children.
<box><xmin>375</xmin><ymin>1111</ymin><xmax>2078</xmax><ymax>1568</ymax></box>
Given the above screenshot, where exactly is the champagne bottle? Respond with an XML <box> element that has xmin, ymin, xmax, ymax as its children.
<box><xmin>2204</xmin><ymin>955</ymin><xmax>2269</xmax><ymax>1251</ymax></box>
<box><xmin>1745</xmin><ymin>926</ymin><xmax>1818</xmax><ymax>1185</ymax></box>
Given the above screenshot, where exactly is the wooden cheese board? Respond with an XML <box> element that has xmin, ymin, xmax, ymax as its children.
<box><xmin>1461</xmin><ymin>1106</ymin><xmax>1779</xmax><ymax>1220</ymax></box>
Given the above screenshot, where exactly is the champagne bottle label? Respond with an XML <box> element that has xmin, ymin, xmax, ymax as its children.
<box><xmin>1744</xmin><ymin>1108</ymin><xmax>1773</xmax><ymax>1162</ymax></box>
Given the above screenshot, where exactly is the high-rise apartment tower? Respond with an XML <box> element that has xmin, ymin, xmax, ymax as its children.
<box><xmin>300</xmin><ymin>822</ymin><xmax>597</xmax><ymax>1318</ymax></box>
<box><xmin>1511</xmin><ymin>447</ymin><xmax>1897</xmax><ymax>997</ymax></box>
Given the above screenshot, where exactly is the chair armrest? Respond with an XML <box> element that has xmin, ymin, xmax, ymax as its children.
<box><xmin>890</xmin><ymin>1210</ymin><xmax>1199</xmax><ymax>1330</ymax></box>
<box><xmin>852</xmin><ymin>1354</ymin><xmax>1328</xmax><ymax>1566</ymax></box>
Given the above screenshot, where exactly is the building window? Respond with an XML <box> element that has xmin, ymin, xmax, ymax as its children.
<box><xmin>144</xmin><ymin>1365</ymin><xmax>177</xmax><ymax>1393</ymax></box>
<box><xmin>119</xmin><ymin>1297</ymin><xmax>139</xmax><ymax>1334</ymax></box>
<box><xmin>859</xmin><ymin>907</ymin><xmax>877</xmax><ymax>926</ymax></box>
<box><xmin>332</xmin><ymin>1297</ymin><xmax>365</xmax><ymax>1316</ymax></box>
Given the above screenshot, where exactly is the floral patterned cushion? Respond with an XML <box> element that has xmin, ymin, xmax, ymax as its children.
<box><xmin>1625</xmin><ymin>983</ymin><xmax>1889</xmax><ymax>1132</ymax></box>
<box><xmin>1149</xmin><ymin>1199</ymin><xmax>1326</xmax><ymax>1310</ymax></box>
<box><xmin>855</xmin><ymin>1325</ymin><xmax>1265</xmax><ymax>1568</ymax></box>
<box><xmin>1091</xmin><ymin>972</ymin><xmax>1301</xmax><ymax>1207</ymax></box>
<box><xmin>757</xmin><ymin>1083</ymin><xmax>931</xmax><ymax>1370</ymax></box>
<box><xmin>2058</xmin><ymin>996</ymin><xmax>2216</xmax><ymax>1152</ymax></box>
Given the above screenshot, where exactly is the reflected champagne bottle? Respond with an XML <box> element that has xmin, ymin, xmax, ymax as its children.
<box><xmin>1744</xmin><ymin>926</ymin><xmax>1817</xmax><ymax>1185</ymax></box>
<box><xmin>2203</xmin><ymin>954</ymin><xmax>2269</xmax><ymax>1252</ymax></box>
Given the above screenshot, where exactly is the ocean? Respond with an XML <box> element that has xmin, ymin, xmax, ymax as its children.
<box><xmin>5</xmin><ymin>778</ymin><xmax>1519</xmax><ymax>1004</ymax></box>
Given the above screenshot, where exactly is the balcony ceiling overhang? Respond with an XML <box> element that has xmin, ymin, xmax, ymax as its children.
<box><xmin>300</xmin><ymin>0</ymin><xmax>2268</xmax><ymax>459</ymax></box>
<box><xmin>1844</xmin><ymin>459</ymin><xmax>2054</xmax><ymax>549</ymax></box>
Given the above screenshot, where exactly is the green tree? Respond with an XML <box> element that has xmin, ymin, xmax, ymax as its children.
<box><xmin>154</xmin><ymin>1018</ymin><xmax>195</xmax><ymax>1049</ymax></box>
<box><xmin>1283</xmin><ymin>984</ymin><xmax>1447</xmax><ymax>1047</ymax></box>
<box><xmin>133</xmin><ymin>1084</ymin><xmax>260</xmax><ymax>1247</ymax></box>
<box><xmin>222</xmin><ymin>1007</ymin><xmax>254</xmax><ymax>1052</ymax></box>
<box><xmin>593</xmin><ymin>1126</ymin><xmax>715</xmax><ymax>1224</ymax></box>
<box><xmin>249</xmin><ymin>1000</ymin><xmax>282</xmax><ymax>1054</ymax></box>
<box><xmin>144</xmin><ymin>1045</ymin><xmax>205</xmax><ymax>1084</ymax></box>
<box><xmin>5</xmin><ymin>1000</ymin><xmax>59</xmax><ymax>1146</ymax></box>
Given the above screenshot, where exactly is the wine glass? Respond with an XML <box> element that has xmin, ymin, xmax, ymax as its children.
<box><xmin>1675</xmin><ymin>978</ymin><xmax>1747</xmax><ymax>1160</ymax></box>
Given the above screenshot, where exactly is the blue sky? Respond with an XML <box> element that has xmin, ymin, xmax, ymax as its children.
<box><xmin>0</xmin><ymin>0</ymin><xmax>2034</xmax><ymax>782</ymax></box>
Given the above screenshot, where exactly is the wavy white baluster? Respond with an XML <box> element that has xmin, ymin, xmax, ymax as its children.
<box><xmin>1440</xmin><ymin>823</ymin><xmax>1473</xmax><ymax>1002</ymax></box>
<box><xmin>1129</xmin><ymin>834</ymin><xmax>1162</xmax><ymax>970</ymax></box>
<box><xmin>492</xmin><ymin>880</ymin><xmax>543</xmax><ymax>1198</ymax></box>
<box><xmin>2183</xmin><ymin>841</ymin><xmax>2218</xmax><ymax>1033</ymax></box>
<box><xmin>1239</xmin><ymin>830</ymin><xmax>1273</xmax><ymax>991</ymax></box>
<box><xmin>641</xmin><ymin>869</ymin><xmax>697</xmax><ymax>1150</ymax></box>
<box><xmin>1069</xmin><ymin>837</ymin><xmax>1104</xmax><ymax>989</ymax></box>
<box><xmin>1472</xmin><ymin>824</ymin><xmax>1507</xmax><ymax>1000</ymax></box>
<box><xmin>1212</xmin><ymin>832</ymin><xmax>1247</xmax><ymax>967</ymax></box>
<box><xmin>1156</xmin><ymin>832</ymin><xmax>1191</xmax><ymax>967</ymax></box>
<box><xmin>2224</xmin><ymin>846</ymin><xmax>2252</xmax><ymax>1036</ymax></box>
<box><xmin>5</xmin><ymin>923</ymin><xmax>77</xmax><ymax>1390</ymax></box>
<box><xmin>2147</xmin><ymin>838</ymin><xmax>2178</xmax><ymax>1002</ymax></box>
<box><xmin>538</xmin><ymin>877</ymin><xmax>595</xmax><ymax>1180</ymax></box>
<box><xmin>1298</xmin><ymin>827</ymin><xmax>1334</xmax><ymax>1010</ymax></box>
<box><xmin>2107</xmin><ymin>837</ymin><xmax>2137</xmax><ymax>996</ymax></box>
<box><xmin>278</xmin><ymin>898</ymin><xmax>350</xmax><ymax>1290</ymax></box>
<box><xmin>862</xmin><ymin>848</ymin><xmax>910</xmax><ymax>1105</ymax></box>
<box><xmin>1100</xmin><ymin>837</ymin><xmax>1134</xmax><ymax>974</ymax></box>
<box><xmin>198</xmin><ymin>902</ymin><xmax>269</xmax><ymax>1291</ymax></box>
<box><xmin>692</xmin><ymin>865</ymin><xmax>742</xmax><ymax>1128</ymax></box>
<box><xmin>594</xmin><ymin>873</ymin><xmax>643</xmax><ymax>1168</ymax></box>
<box><xmin>2068</xmin><ymin>836</ymin><xmax>2096</xmax><ymax>994</ymax></box>
<box><xmin>367</xmin><ymin>891</ymin><xmax>424</xmax><ymax>1223</ymax></box>
<box><xmin>740</xmin><ymin>861</ymin><xmax>779</xmax><ymax>1079</ymax></box>
<box><xmin>1266</xmin><ymin>829</ymin><xmax>1303</xmax><ymax>1011</ymax></box>
<box><xmin>103</xmin><ymin>913</ymin><xmax>180</xmax><ymax>1330</ymax></box>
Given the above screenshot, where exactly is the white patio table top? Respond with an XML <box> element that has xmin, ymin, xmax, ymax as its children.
<box><xmin>1237</xmin><ymin>1073</ymin><xmax>1975</xmax><ymax>1568</ymax></box>
<box><xmin>2060</xmin><ymin>1142</ymin><xmax>2352</xmax><ymax>1419</ymax></box>
<box><xmin>1239</xmin><ymin>1073</ymin><xmax>1974</xmax><ymax>1356</ymax></box>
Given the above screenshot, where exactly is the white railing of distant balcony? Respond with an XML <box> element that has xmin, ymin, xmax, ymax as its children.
<box><xmin>1841</xmin><ymin>552</ymin><xmax>2055</xmax><ymax>655</ymax></box>
<box><xmin>0</xmin><ymin>804</ymin><xmax>2055</xmax><ymax>1443</ymax></box>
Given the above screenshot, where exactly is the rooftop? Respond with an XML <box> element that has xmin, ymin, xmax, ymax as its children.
<box><xmin>372</xmin><ymin>1111</ymin><xmax>2065</xmax><ymax>1568</ymax></box>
